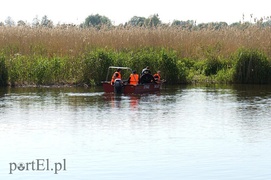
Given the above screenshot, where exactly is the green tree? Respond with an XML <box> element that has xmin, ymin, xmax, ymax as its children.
<box><xmin>32</xmin><ymin>16</ymin><xmax>40</xmax><ymax>27</ymax></box>
<box><xmin>5</xmin><ymin>16</ymin><xmax>15</xmax><ymax>26</ymax></box>
<box><xmin>171</xmin><ymin>20</ymin><xmax>182</xmax><ymax>26</ymax></box>
<box><xmin>17</xmin><ymin>20</ymin><xmax>26</xmax><ymax>26</ymax></box>
<box><xmin>262</xmin><ymin>20</ymin><xmax>271</xmax><ymax>27</ymax></box>
<box><xmin>145</xmin><ymin>14</ymin><xmax>161</xmax><ymax>27</ymax></box>
<box><xmin>229</xmin><ymin>21</ymin><xmax>252</xmax><ymax>29</ymax></box>
<box><xmin>127</xmin><ymin>16</ymin><xmax>146</xmax><ymax>27</ymax></box>
<box><xmin>229</xmin><ymin>22</ymin><xmax>241</xmax><ymax>28</ymax></box>
<box><xmin>41</xmin><ymin>15</ymin><xmax>53</xmax><ymax>28</ymax></box>
<box><xmin>171</xmin><ymin>20</ymin><xmax>194</xmax><ymax>29</ymax></box>
<box><xmin>84</xmin><ymin>14</ymin><xmax>112</xmax><ymax>29</ymax></box>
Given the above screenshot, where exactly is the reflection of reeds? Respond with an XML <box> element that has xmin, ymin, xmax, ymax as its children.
<box><xmin>1</xmin><ymin>26</ymin><xmax>271</xmax><ymax>58</ymax></box>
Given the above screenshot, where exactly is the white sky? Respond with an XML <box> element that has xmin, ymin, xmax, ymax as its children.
<box><xmin>1</xmin><ymin>0</ymin><xmax>271</xmax><ymax>25</ymax></box>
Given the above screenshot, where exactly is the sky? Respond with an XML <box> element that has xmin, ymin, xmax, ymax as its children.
<box><xmin>1</xmin><ymin>0</ymin><xmax>271</xmax><ymax>25</ymax></box>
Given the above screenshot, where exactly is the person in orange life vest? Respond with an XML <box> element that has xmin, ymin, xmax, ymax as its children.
<box><xmin>111</xmin><ymin>68</ymin><xmax>122</xmax><ymax>85</ymax></box>
<box><xmin>153</xmin><ymin>71</ymin><xmax>161</xmax><ymax>83</ymax></box>
<box><xmin>114</xmin><ymin>72</ymin><xmax>122</xmax><ymax>83</ymax></box>
<box><xmin>128</xmin><ymin>70</ymin><xmax>139</xmax><ymax>85</ymax></box>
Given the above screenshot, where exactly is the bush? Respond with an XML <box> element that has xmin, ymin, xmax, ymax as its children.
<box><xmin>7</xmin><ymin>47</ymin><xmax>271</xmax><ymax>86</ymax></box>
<box><xmin>233</xmin><ymin>48</ymin><xmax>271</xmax><ymax>84</ymax></box>
<box><xmin>125</xmin><ymin>48</ymin><xmax>160</xmax><ymax>74</ymax></box>
<box><xmin>33</xmin><ymin>57</ymin><xmax>51</xmax><ymax>84</ymax></box>
<box><xmin>204</xmin><ymin>57</ymin><xmax>223</xmax><ymax>76</ymax></box>
<box><xmin>0</xmin><ymin>55</ymin><xmax>8</xmax><ymax>86</ymax></box>
<box><xmin>157</xmin><ymin>49</ymin><xmax>179</xmax><ymax>84</ymax></box>
<box><xmin>83</xmin><ymin>49</ymin><xmax>114</xmax><ymax>84</ymax></box>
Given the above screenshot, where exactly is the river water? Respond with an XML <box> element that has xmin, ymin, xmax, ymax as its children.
<box><xmin>0</xmin><ymin>85</ymin><xmax>271</xmax><ymax>180</ymax></box>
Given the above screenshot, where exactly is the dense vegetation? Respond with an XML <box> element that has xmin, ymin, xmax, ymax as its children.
<box><xmin>1</xmin><ymin>15</ymin><xmax>271</xmax><ymax>86</ymax></box>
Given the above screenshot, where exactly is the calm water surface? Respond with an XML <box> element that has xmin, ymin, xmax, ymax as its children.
<box><xmin>0</xmin><ymin>85</ymin><xmax>271</xmax><ymax>180</ymax></box>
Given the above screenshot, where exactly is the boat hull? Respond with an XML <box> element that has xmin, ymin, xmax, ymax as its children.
<box><xmin>102</xmin><ymin>81</ymin><xmax>161</xmax><ymax>94</ymax></box>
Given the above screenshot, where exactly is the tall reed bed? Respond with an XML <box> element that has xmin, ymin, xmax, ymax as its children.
<box><xmin>1</xmin><ymin>26</ymin><xmax>271</xmax><ymax>58</ymax></box>
<box><xmin>0</xmin><ymin>26</ymin><xmax>271</xmax><ymax>86</ymax></box>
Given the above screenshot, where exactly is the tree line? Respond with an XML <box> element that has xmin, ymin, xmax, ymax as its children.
<box><xmin>2</xmin><ymin>14</ymin><xmax>271</xmax><ymax>30</ymax></box>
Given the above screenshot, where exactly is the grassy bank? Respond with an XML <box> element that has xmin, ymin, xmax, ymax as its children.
<box><xmin>0</xmin><ymin>26</ymin><xmax>271</xmax><ymax>86</ymax></box>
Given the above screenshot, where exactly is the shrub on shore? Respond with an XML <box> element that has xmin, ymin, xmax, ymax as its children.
<box><xmin>233</xmin><ymin>48</ymin><xmax>271</xmax><ymax>84</ymax></box>
<box><xmin>0</xmin><ymin>55</ymin><xmax>8</xmax><ymax>86</ymax></box>
<box><xmin>1</xmin><ymin>47</ymin><xmax>271</xmax><ymax>86</ymax></box>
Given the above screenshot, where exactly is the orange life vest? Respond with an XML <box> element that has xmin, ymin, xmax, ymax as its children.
<box><xmin>129</xmin><ymin>73</ymin><xmax>139</xmax><ymax>85</ymax></box>
<box><xmin>111</xmin><ymin>72</ymin><xmax>121</xmax><ymax>85</ymax></box>
<box><xmin>153</xmin><ymin>73</ymin><xmax>161</xmax><ymax>81</ymax></box>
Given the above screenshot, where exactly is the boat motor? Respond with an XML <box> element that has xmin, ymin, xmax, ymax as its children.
<box><xmin>114</xmin><ymin>79</ymin><xmax>122</xmax><ymax>94</ymax></box>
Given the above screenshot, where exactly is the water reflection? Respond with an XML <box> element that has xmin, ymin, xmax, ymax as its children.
<box><xmin>229</xmin><ymin>85</ymin><xmax>271</xmax><ymax>117</ymax></box>
<box><xmin>129</xmin><ymin>95</ymin><xmax>139</xmax><ymax>109</ymax></box>
<box><xmin>103</xmin><ymin>93</ymin><xmax>123</xmax><ymax>108</ymax></box>
<box><xmin>0</xmin><ymin>88</ymin><xmax>8</xmax><ymax>114</ymax></box>
<box><xmin>105</xmin><ymin>94</ymin><xmax>141</xmax><ymax>109</ymax></box>
<box><xmin>0</xmin><ymin>87</ymin><xmax>7</xmax><ymax>97</ymax></box>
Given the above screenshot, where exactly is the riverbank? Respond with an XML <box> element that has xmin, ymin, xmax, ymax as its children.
<box><xmin>1</xmin><ymin>26</ymin><xmax>271</xmax><ymax>86</ymax></box>
<box><xmin>1</xmin><ymin>47</ymin><xmax>271</xmax><ymax>87</ymax></box>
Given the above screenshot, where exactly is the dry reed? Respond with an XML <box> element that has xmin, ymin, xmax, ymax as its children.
<box><xmin>1</xmin><ymin>26</ymin><xmax>271</xmax><ymax>59</ymax></box>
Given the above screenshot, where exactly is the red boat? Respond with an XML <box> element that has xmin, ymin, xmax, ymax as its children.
<box><xmin>101</xmin><ymin>66</ymin><xmax>162</xmax><ymax>94</ymax></box>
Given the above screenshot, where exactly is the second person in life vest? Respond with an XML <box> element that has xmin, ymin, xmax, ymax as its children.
<box><xmin>128</xmin><ymin>70</ymin><xmax>139</xmax><ymax>85</ymax></box>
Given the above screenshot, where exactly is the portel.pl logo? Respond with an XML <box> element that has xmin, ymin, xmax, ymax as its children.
<box><xmin>9</xmin><ymin>159</ymin><xmax>66</xmax><ymax>174</ymax></box>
